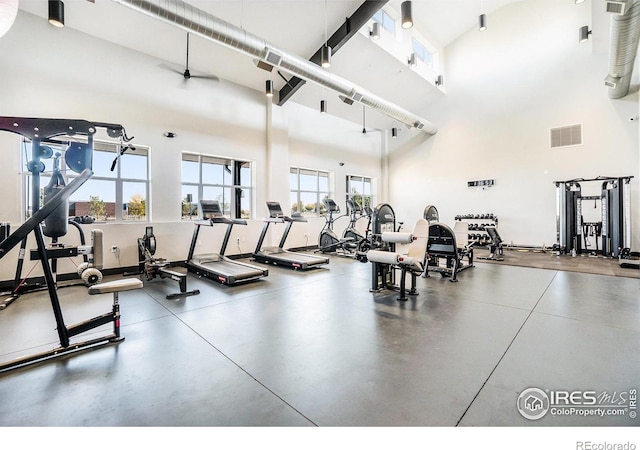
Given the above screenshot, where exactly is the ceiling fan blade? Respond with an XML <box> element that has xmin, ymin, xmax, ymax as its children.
<box><xmin>189</xmin><ymin>74</ymin><xmax>220</xmax><ymax>82</ymax></box>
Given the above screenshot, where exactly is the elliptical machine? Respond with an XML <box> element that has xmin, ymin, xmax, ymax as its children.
<box><xmin>317</xmin><ymin>198</ymin><xmax>357</xmax><ymax>255</ymax></box>
<box><xmin>342</xmin><ymin>199</ymin><xmax>367</xmax><ymax>251</ymax></box>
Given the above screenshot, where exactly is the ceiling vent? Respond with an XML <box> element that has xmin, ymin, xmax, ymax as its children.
<box><xmin>263</xmin><ymin>49</ymin><xmax>282</xmax><ymax>67</ymax></box>
<box><xmin>606</xmin><ymin>0</ymin><xmax>629</xmax><ymax>15</ymax></box>
<box><xmin>550</xmin><ymin>124</ymin><xmax>582</xmax><ymax>148</ymax></box>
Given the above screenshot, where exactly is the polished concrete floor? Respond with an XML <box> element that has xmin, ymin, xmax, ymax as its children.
<box><xmin>0</xmin><ymin>255</ymin><xmax>638</xmax><ymax>427</ymax></box>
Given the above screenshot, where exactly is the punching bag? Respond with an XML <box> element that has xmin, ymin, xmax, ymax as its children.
<box><xmin>43</xmin><ymin>154</ymin><xmax>68</xmax><ymax>238</ymax></box>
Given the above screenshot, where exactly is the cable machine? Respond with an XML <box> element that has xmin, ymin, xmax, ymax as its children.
<box><xmin>554</xmin><ymin>176</ymin><xmax>633</xmax><ymax>257</ymax></box>
<box><xmin>0</xmin><ymin>116</ymin><xmax>139</xmax><ymax>373</ymax></box>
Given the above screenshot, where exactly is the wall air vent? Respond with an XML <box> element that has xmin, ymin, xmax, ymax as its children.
<box><xmin>550</xmin><ymin>124</ymin><xmax>582</xmax><ymax>148</ymax></box>
<box><xmin>606</xmin><ymin>0</ymin><xmax>628</xmax><ymax>15</ymax></box>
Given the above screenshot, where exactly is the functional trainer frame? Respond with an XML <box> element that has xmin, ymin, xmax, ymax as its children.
<box><xmin>0</xmin><ymin>116</ymin><xmax>135</xmax><ymax>373</ymax></box>
<box><xmin>554</xmin><ymin>176</ymin><xmax>633</xmax><ymax>257</ymax></box>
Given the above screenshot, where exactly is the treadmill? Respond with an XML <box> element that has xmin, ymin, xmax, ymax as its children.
<box><xmin>186</xmin><ymin>200</ymin><xmax>268</xmax><ymax>285</ymax></box>
<box><xmin>252</xmin><ymin>201</ymin><xmax>329</xmax><ymax>270</ymax></box>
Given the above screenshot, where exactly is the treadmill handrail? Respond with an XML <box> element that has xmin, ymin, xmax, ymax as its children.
<box><xmin>195</xmin><ymin>218</ymin><xmax>248</xmax><ymax>226</ymax></box>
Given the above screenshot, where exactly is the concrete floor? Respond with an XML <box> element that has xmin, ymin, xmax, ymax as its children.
<box><xmin>0</xmin><ymin>254</ymin><xmax>639</xmax><ymax>427</ymax></box>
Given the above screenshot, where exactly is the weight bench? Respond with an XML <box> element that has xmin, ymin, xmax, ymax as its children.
<box><xmin>88</xmin><ymin>278</ymin><xmax>144</xmax><ymax>341</ymax></box>
<box><xmin>477</xmin><ymin>226</ymin><xmax>504</xmax><ymax>261</ymax></box>
<box><xmin>367</xmin><ymin>218</ymin><xmax>429</xmax><ymax>301</ymax></box>
<box><xmin>0</xmin><ymin>277</ymin><xmax>142</xmax><ymax>373</ymax></box>
<box><xmin>424</xmin><ymin>222</ymin><xmax>474</xmax><ymax>282</ymax></box>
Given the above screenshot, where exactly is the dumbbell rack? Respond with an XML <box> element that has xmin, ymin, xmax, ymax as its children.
<box><xmin>454</xmin><ymin>213</ymin><xmax>499</xmax><ymax>246</ymax></box>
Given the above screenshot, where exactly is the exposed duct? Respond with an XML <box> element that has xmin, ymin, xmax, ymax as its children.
<box><xmin>111</xmin><ymin>0</ymin><xmax>438</xmax><ymax>135</ymax></box>
<box><xmin>606</xmin><ymin>0</ymin><xmax>640</xmax><ymax>99</ymax></box>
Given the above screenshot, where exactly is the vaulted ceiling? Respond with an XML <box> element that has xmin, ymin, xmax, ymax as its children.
<box><xmin>17</xmin><ymin>0</ymin><xmax>525</xmax><ymax>130</ymax></box>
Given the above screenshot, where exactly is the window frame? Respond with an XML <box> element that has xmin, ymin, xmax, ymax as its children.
<box><xmin>346</xmin><ymin>174</ymin><xmax>374</xmax><ymax>211</ymax></box>
<box><xmin>21</xmin><ymin>139</ymin><xmax>150</xmax><ymax>223</ymax></box>
<box><xmin>411</xmin><ymin>37</ymin><xmax>433</xmax><ymax>68</ymax></box>
<box><xmin>290</xmin><ymin>166</ymin><xmax>330</xmax><ymax>217</ymax></box>
<box><xmin>373</xmin><ymin>9</ymin><xmax>396</xmax><ymax>36</ymax></box>
<box><xmin>181</xmin><ymin>153</ymin><xmax>253</xmax><ymax>220</ymax></box>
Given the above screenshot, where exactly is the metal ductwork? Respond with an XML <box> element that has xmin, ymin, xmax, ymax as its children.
<box><xmin>606</xmin><ymin>0</ymin><xmax>640</xmax><ymax>99</ymax></box>
<box><xmin>111</xmin><ymin>0</ymin><xmax>438</xmax><ymax>135</ymax></box>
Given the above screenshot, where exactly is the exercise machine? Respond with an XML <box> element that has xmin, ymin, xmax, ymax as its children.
<box><xmin>423</xmin><ymin>205</ymin><xmax>439</xmax><ymax>224</ymax></box>
<box><xmin>342</xmin><ymin>199</ymin><xmax>367</xmax><ymax>251</ymax></box>
<box><xmin>354</xmin><ymin>205</ymin><xmax>374</xmax><ymax>262</ymax></box>
<box><xmin>186</xmin><ymin>200</ymin><xmax>268</xmax><ymax>285</ymax></box>
<box><xmin>476</xmin><ymin>226</ymin><xmax>504</xmax><ymax>261</ymax></box>
<box><xmin>364</xmin><ymin>203</ymin><xmax>400</xmax><ymax>291</ymax></box>
<box><xmin>317</xmin><ymin>198</ymin><xmax>357</xmax><ymax>255</ymax></box>
<box><xmin>424</xmin><ymin>222</ymin><xmax>474</xmax><ymax>282</ymax></box>
<box><xmin>253</xmin><ymin>202</ymin><xmax>329</xmax><ymax>270</ymax></box>
<box><xmin>619</xmin><ymin>248</ymin><xmax>640</xmax><ymax>270</ymax></box>
<box><xmin>0</xmin><ymin>116</ymin><xmax>142</xmax><ymax>373</ymax></box>
<box><xmin>1</xmin><ymin>218</ymin><xmax>105</xmax><ymax>310</ymax></box>
<box><xmin>554</xmin><ymin>176</ymin><xmax>633</xmax><ymax>257</ymax></box>
<box><xmin>1</xmin><ymin>155</ymin><xmax>105</xmax><ymax>310</ymax></box>
<box><xmin>126</xmin><ymin>226</ymin><xmax>200</xmax><ymax>299</ymax></box>
<box><xmin>367</xmin><ymin>219</ymin><xmax>429</xmax><ymax>301</ymax></box>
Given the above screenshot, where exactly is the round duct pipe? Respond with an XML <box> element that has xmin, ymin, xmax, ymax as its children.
<box><xmin>111</xmin><ymin>0</ymin><xmax>438</xmax><ymax>135</ymax></box>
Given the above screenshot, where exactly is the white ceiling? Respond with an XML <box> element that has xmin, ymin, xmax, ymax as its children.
<box><xmin>17</xmin><ymin>0</ymin><xmax>523</xmax><ymax>130</ymax></box>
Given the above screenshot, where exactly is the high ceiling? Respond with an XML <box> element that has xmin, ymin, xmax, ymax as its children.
<box><xmin>17</xmin><ymin>0</ymin><xmax>522</xmax><ymax>130</ymax></box>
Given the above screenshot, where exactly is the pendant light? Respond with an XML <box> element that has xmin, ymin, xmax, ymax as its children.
<box><xmin>0</xmin><ymin>0</ymin><xmax>19</xmax><ymax>38</ymax></box>
<box><xmin>322</xmin><ymin>0</ymin><xmax>331</xmax><ymax>68</ymax></box>
<box><xmin>479</xmin><ymin>14</ymin><xmax>487</xmax><ymax>31</ymax></box>
<box><xmin>479</xmin><ymin>0</ymin><xmax>486</xmax><ymax>32</ymax></box>
<box><xmin>265</xmin><ymin>80</ymin><xmax>274</xmax><ymax>97</ymax></box>
<box><xmin>48</xmin><ymin>0</ymin><xmax>65</xmax><ymax>28</ymax></box>
<box><xmin>401</xmin><ymin>1</ymin><xmax>413</xmax><ymax>29</ymax></box>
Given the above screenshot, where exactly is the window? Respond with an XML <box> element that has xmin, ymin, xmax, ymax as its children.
<box><xmin>412</xmin><ymin>37</ymin><xmax>433</xmax><ymax>68</ymax></box>
<box><xmin>181</xmin><ymin>153</ymin><xmax>252</xmax><ymax>219</ymax></box>
<box><xmin>290</xmin><ymin>167</ymin><xmax>330</xmax><ymax>216</ymax></box>
<box><xmin>346</xmin><ymin>175</ymin><xmax>373</xmax><ymax>210</ymax></box>
<box><xmin>22</xmin><ymin>140</ymin><xmax>149</xmax><ymax>222</ymax></box>
<box><xmin>373</xmin><ymin>9</ymin><xmax>396</xmax><ymax>35</ymax></box>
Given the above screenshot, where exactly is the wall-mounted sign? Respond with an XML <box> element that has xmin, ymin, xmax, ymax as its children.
<box><xmin>468</xmin><ymin>179</ymin><xmax>495</xmax><ymax>188</ymax></box>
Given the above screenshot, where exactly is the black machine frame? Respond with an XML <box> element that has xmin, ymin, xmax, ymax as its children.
<box><xmin>343</xmin><ymin>198</ymin><xmax>367</xmax><ymax>248</ymax></box>
<box><xmin>0</xmin><ymin>116</ymin><xmax>134</xmax><ymax>373</ymax></box>
<box><xmin>555</xmin><ymin>176</ymin><xmax>633</xmax><ymax>257</ymax></box>
<box><xmin>317</xmin><ymin>198</ymin><xmax>358</xmax><ymax>255</ymax></box>
<box><xmin>367</xmin><ymin>203</ymin><xmax>399</xmax><ymax>292</ymax></box>
<box><xmin>127</xmin><ymin>226</ymin><xmax>200</xmax><ymax>299</ymax></box>
<box><xmin>424</xmin><ymin>222</ymin><xmax>474</xmax><ymax>282</ymax></box>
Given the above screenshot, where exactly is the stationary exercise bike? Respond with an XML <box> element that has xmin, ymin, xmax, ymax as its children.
<box><xmin>317</xmin><ymin>199</ymin><xmax>357</xmax><ymax>255</ymax></box>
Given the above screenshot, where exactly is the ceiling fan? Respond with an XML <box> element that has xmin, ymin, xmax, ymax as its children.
<box><xmin>160</xmin><ymin>32</ymin><xmax>219</xmax><ymax>85</ymax></box>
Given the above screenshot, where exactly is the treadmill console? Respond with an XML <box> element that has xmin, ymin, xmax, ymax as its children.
<box><xmin>266</xmin><ymin>202</ymin><xmax>285</xmax><ymax>218</ymax></box>
<box><xmin>200</xmin><ymin>200</ymin><xmax>224</xmax><ymax>219</ymax></box>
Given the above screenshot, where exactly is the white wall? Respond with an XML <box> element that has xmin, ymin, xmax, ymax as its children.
<box><xmin>0</xmin><ymin>11</ymin><xmax>381</xmax><ymax>281</ymax></box>
<box><xmin>388</xmin><ymin>0</ymin><xmax>639</xmax><ymax>251</ymax></box>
